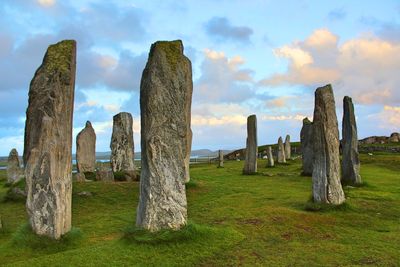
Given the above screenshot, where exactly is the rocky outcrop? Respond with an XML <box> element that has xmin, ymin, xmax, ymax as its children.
<box><xmin>284</xmin><ymin>135</ymin><xmax>291</xmax><ymax>160</ymax></box>
<box><xmin>110</xmin><ymin>112</ymin><xmax>135</xmax><ymax>181</ymax></box>
<box><xmin>7</xmin><ymin>149</ymin><xmax>22</xmax><ymax>184</ymax></box>
<box><xmin>23</xmin><ymin>40</ymin><xmax>76</xmax><ymax>239</ymax></box>
<box><xmin>76</xmin><ymin>121</ymin><xmax>96</xmax><ymax>173</ymax></box>
<box><xmin>266</xmin><ymin>146</ymin><xmax>274</xmax><ymax>167</ymax></box>
<box><xmin>277</xmin><ymin>137</ymin><xmax>286</xmax><ymax>163</ymax></box>
<box><xmin>136</xmin><ymin>40</ymin><xmax>193</xmax><ymax>232</ymax></box>
<box><xmin>389</xmin><ymin>133</ymin><xmax>400</xmax><ymax>143</ymax></box>
<box><xmin>243</xmin><ymin>115</ymin><xmax>258</xmax><ymax>174</ymax></box>
<box><xmin>342</xmin><ymin>96</ymin><xmax>362</xmax><ymax>185</ymax></box>
<box><xmin>312</xmin><ymin>85</ymin><xmax>345</xmax><ymax>205</ymax></box>
<box><xmin>300</xmin><ymin>118</ymin><xmax>313</xmax><ymax>176</ymax></box>
<box><xmin>218</xmin><ymin>150</ymin><xmax>224</xmax><ymax>168</ymax></box>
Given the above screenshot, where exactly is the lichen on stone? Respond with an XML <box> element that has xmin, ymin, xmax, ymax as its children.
<box><xmin>43</xmin><ymin>40</ymin><xmax>76</xmax><ymax>75</ymax></box>
<box><xmin>150</xmin><ymin>40</ymin><xmax>183</xmax><ymax>71</ymax></box>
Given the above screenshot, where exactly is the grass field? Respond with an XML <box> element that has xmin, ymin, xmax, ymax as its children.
<box><xmin>0</xmin><ymin>154</ymin><xmax>399</xmax><ymax>266</ymax></box>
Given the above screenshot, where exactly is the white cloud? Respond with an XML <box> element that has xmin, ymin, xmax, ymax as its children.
<box><xmin>261</xmin><ymin>28</ymin><xmax>400</xmax><ymax>106</ymax></box>
<box><xmin>37</xmin><ymin>0</ymin><xmax>55</xmax><ymax>7</ymax></box>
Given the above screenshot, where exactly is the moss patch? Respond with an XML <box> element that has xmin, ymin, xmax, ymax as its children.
<box><xmin>44</xmin><ymin>40</ymin><xmax>75</xmax><ymax>75</ymax></box>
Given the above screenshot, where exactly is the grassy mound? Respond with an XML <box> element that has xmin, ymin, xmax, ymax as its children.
<box><xmin>12</xmin><ymin>223</ymin><xmax>83</xmax><ymax>252</ymax></box>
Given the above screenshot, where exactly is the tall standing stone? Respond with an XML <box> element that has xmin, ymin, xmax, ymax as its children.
<box><xmin>76</xmin><ymin>121</ymin><xmax>96</xmax><ymax>174</ymax></box>
<box><xmin>312</xmin><ymin>85</ymin><xmax>345</xmax><ymax>205</ymax></box>
<box><xmin>23</xmin><ymin>40</ymin><xmax>76</xmax><ymax>239</ymax></box>
<box><xmin>110</xmin><ymin>112</ymin><xmax>135</xmax><ymax>181</ymax></box>
<box><xmin>136</xmin><ymin>40</ymin><xmax>193</xmax><ymax>232</ymax></box>
<box><xmin>218</xmin><ymin>150</ymin><xmax>224</xmax><ymax>168</ymax></box>
<box><xmin>243</xmin><ymin>115</ymin><xmax>257</xmax><ymax>174</ymax></box>
<box><xmin>7</xmin><ymin>149</ymin><xmax>21</xmax><ymax>184</ymax></box>
<box><xmin>284</xmin><ymin>135</ymin><xmax>291</xmax><ymax>160</ymax></box>
<box><xmin>300</xmin><ymin>117</ymin><xmax>313</xmax><ymax>176</ymax></box>
<box><xmin>277</xmin><ymin>137</ymin><xmax>286</xmax><ymax>163</ymax></box>
<box><xmin>342</xmin><ymin>96</ymin><xmax>362</xmax><ymax>185</ymax></box>
<box><xmin>266</xmin><ymin>146</ymin><xmax>274</xmax><ymax>167</ymax></box>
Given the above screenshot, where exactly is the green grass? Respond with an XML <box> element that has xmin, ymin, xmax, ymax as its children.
<box><xmin>0</xmin><ymin>153</ymin><xmax>399</xmax><ymax>266</ymax></box>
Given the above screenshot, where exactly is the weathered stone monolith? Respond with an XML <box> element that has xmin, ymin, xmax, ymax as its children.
<box><xmin>218</xmin><ymin>150</ymin><xmax>224</xmax><ymax>168</ymax></box>
<box><xmin>96</xmin><ymin>163</ymin><xmax>114</xmax><ymax>182</ymax></box>
<box><xmin>300</xmin><ymin>118</ymin><xmax>313</xmax><ymax>176</ymax></box>
<box><xmin>284</xmin><ymin>135</ymin><xmax>291</xmax><ymax>160</ymax></box>
<box><xmin>110</xmin><ymin>112</ymin><xmax>135</xmax><ymax>181</ymax></box>
<box><xmin>7</xmin><ymin>149</ymin><xmax>21</xmax><ymax>184</ymax></box>
<box><xmin>342</xmin><ymin>96</ymin><xmax>362</xmax><ymax>185</ymax></box>
<box><xmin>277</xmin><ymin>137</ymin><xmax>286</xmax><ymax>163</ymax></box>
<box><xmin>136</xmin><ymin>40</ymin><xmax>193</xmax><ymax>232</ymax></box>
<box><xmin>243</xmin><ymin>115</ymin><xmax>258</xmax><ymax>174</ymax></box>
<box><xmin>23</xmin><ymin>40</ymin><xmax>76</xmax><ymax>239</ymax></box>
<box><xmin>312</xmin><ymin>85</ymin><xmax>345</xmax><ymax>205</ymax></box>
<box><xmin>266</xmin><ymin>146</ymin><xmax>274</xmax><ymax>167</ymax></box>
<box><xmin>76</xmin><ymin>121</ymin><xmax>96</xmax><ymax>174</ymax></box>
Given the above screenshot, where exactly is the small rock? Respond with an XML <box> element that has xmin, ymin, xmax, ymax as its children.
<box><xmin>76</xmin><ymin>172</ymin><xmax>86</xmax><ymax>182</ymax></box>
<box><xmin>77</xmin><ymin>191</ymin><xmax>93</xmax><ymax>197</ymax></box>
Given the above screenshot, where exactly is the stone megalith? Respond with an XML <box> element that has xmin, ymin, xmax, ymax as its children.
<box><xmin>218</xmin><ymin>150</ymin><xmax>224</xmax><ymax>168</ymax></box>
<box><xmin>300</xmin><ymin>118</ymin><xmax>313</xmax><ymax>176</ymax></box>
<box><xmin>23</xmin><ymin>40</ymin><xmax>76</xmax><ymax>239</ymax></box>
<box><xmin>76</xmin><ymin>121</ymin><xmax>96</xmax><ymax>174</ymax></box>
<box><xmin>110</xmin><ymin>112</ymin><xmax>136</xmax><ymax>181</ymax></box>
<box><xmin>266</xmin><ymin>146</ymin><xmax>274</xmax><ymax>167</ymax></box>
<box><xmin>96</xmin><ymin>162</ymin><xmax>114</xmax><ymax>182</ymax></box>
<box><xmin>136</xmin><ymin>40</ymin><xmax>193</xmax><ymax>232</ymax></box>
<box><xmin>7</xmin><ymin>149</ymin><xmax>21</xmax><ymax>184</ymax></box>
<box><xmin>277</xmin><ymin>137</ymin><xmax>286</xmax><ymax>163</ymax></box>
<box><xmin>243</xmin><ymin>115</ymin><xmax>258</xmax><ymax>174</ymax></box>
<box><xmin>284</xmin><ymin>135</ymin><xmax>291</xmax><ymax>160</ymax></box>
<box><xmin>342</xmin><ymin>96</ymin><xmax>362</xmax><ymax>185</ymax></box>
<box><xmin>312</xmin><ymin>85</ymin><xmax>345</xmax><ymax>205</ymax></box>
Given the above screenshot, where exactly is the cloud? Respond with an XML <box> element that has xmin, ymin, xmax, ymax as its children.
<box><xmin>37</xmin><ymin>0</ymin><xmax>55</xmax><ymax>7</ymax></box>
<box><xmin>261</xmin><ymin>28</ymin><xmax>400</xmax><ymax>105</ymax></box>
<box><xmin>327</xmin><ymin>7</ymin><xmax>346</xmax><ymax>21</ymax></box>
<box><xmin>194</xmin><ymin>49</ymin><xmax>255</xmax><ymax>104</ymax></box>
<box><xmin>204</xmin><ymin>17</ymin><xmax>253</xmax><ymax>44</ymax></box>
<box><xmin>367</xmin><ymin>105</ymin><xmax>400</xmax><ymax>130</ymax></box>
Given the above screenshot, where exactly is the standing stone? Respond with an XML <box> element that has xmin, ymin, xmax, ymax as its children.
<box><xmin>110</xmin><ymin>112</ymin><xmax>136</xmax><ymax>181</ymax></box>
<box><xmin>300</xmin><ymin>118</ymin><xmax>313</xmax><ymax>176</ymax></box>
<box><xmin>218</xmin><ymin>150</ymin><xmax>224</xmax><ymax>168</ymax></box>
<box><xmin>96</xmin><ymin>163</ymin><xmax>114</xmax><ymax>182</ymax></box>
<box><xmin>23</xmin><ymin>40</ymin><xmax>76</xmax><ymax>239</ymax></box>
<box><xmin>243</xmin><ymin>115</ymin><xmax>258</xmax><ymax>174</ymax></box>
<box><xmin>342</xmin><ymin>96</ymin><xmax>362</xmax><ymax>185</ymax></box>
<box><xmin>75</xmin><ymin>173</ymin><xmax>86</xmax><ymax>182</ymax></box>
<box><xmin>266</xmin><ymin>146</ymin><xmax>274</xmax><ymax>167</ymax></box>
<box><xmin>312</xmin><ymin>85</ymin><xmax>345</xmax><ymax>205</ymax></box>
<box><xmin>7</xmin><ymin>149</ymin><xmax>21</xmax><ymax>184</ymax></box>
<box><xmin>277</xmin><ymin>137</ymin><xmax>286</xmax><ymax>163</ymax></box>
<box><xmin>76</xmin><ymin>121</ymin><xmax>96</xmax><ymax>174</ymax></box>
<box><xmin>284</xmin><ymin>135</ymin><xmax>291</xmax><ymax>160</ymax></box>
<box><xmin>136</xmin><ymin>40</ymin><xmax>193</xmax><ymax>232</ymax></box>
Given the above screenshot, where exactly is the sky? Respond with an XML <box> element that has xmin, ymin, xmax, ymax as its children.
<box><xmin>0</xmin><ymin>0</ymin><xmax>399</xmax><ymax>156</ymax></box>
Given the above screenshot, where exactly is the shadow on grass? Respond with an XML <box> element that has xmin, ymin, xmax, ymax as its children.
<box><xmin>304</xmin><ymin>198</ymin><xmax>353</xmax><ymax>212</ymax></box>
<box><xmin>122</xmin><ymin>222</ymin><xmax>228</xmax><ymax>245</ymax></box>
<box><xmin>12</xmin><ymin>223</ymin><xmax>83</xmax><ymax>252</ymax></box>
<box><xmin>185</xmin><ymin>180</ymin><xmax>198</xmax><ymax>190</ymax></box>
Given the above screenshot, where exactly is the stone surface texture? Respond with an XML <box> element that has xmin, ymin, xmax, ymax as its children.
<box><xmin>300</xmin><ymin>118</ymin><xmax>314</xmax><ymax>176</ymax></box>
<box><xmin>218</xmin><ymin>150</ymin><xmax>224</xmax><ymax>167</ymax></box>
<box><xmin>136</xmin><ymin>40</ymin><xmax>193</xmax><ymax>232</ymax></box>
<box><xmin>342</xmin><ymin>96</ymin><xmax>362</xmax><ymax>184</ymax></box>
<box><xmin>284</xmin><ymin>135</ymin><xmax>291</xmax><ymax>160</ymax></box>
<box><xmin>23</xmin><ymin>40</ymin><xmax>76</xmax><ymax>239</ymax></box>
<box><xmin>389</xmin><ymin>132</ymin><xmax>400</xmax><ymax>143</ymax></box>
<box><xmin>267</xmin><ymin>146</ymin><xmax>274</xmax><ymax>167</ymax></box>
<box><xmin>110</xmin><ymin>112</ymin><xmax>135</xmax><ymax>176</ymax></box>
<box><xmin>243</xmin><ymin>115</ymin><xmax>258</xmax><ymax>174</ymax></box>
<box><xmin>312</xmin><ymin>85</ymin><xmax>345</xmax><ymax>205</ymax></box>
<box><xmin>277</xmin><ymin>137</ymin><xmax>286</xmax><ymax>163</ymax></box>
<box><xmin>76</xmin><ymin>121</ymin><xmax>96</xmax><ymax>173</ymax></box>
<box><xmin>75</xmin><ymin>173</ymin><xmax>86</xmax><ymax>182</ymax></box>
<box><xmin>7</xmin><ymin>149</ymin><xmax>21</xmax><ymax>184</ymax></box>
<box><xmin>95</xmin><ymin>163</ymin><xmax>114</xmax><ymax>182</ymax></box>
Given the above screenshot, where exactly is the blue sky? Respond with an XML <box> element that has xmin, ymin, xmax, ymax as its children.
<box><xmin>0</xmin><ymin>0</ymin><xmax>399</xmax><ymax>156</ymax></box>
